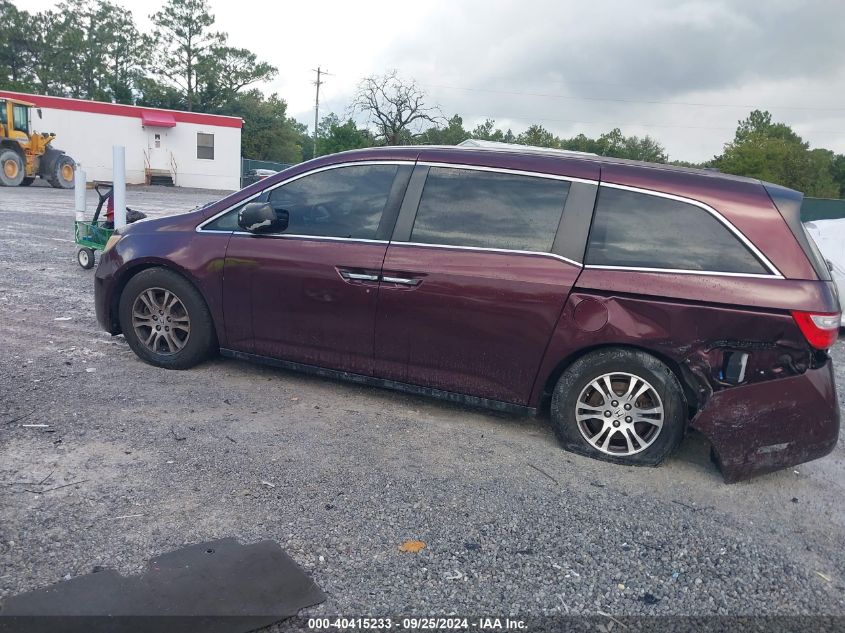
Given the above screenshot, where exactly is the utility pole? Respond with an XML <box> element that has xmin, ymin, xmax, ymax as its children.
<box><xmin>312</xmin><ymin>66</ymin><xmax>331</xmax><ymax>158</ymax></box>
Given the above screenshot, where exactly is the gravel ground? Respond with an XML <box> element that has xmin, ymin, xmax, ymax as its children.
<box><xmin>1</xmin><ymin>185</ymin><xmax>844</xmax><ymax>625</ymax></box>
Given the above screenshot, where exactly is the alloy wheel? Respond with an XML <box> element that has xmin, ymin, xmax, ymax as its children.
<box><xmin>575</xmin><ymin>372</ymin><xmax>664</xmax><ymax>456</ymax></box>
<box><xmin>131</xmin><ymin>287</ymin><xmax>191</xmax><ymax>355</ymax></box>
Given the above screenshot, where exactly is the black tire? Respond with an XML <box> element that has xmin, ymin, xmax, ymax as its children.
<box><xmin>0</xmin><ymin>148</ymin><xmax>25</xmax><ymax>186</ymax></box>
<box><xmin>77</xmin><ymin>248</ymin><xmax>95</xmax><ymax>269</ymax></box>
<box><xmin>21</xmin><ymin>176</ymin><xmax>34</xmax><ymax>186</ymax></box>
<box><xmin>550</xmin><ymin>348</ymin><xmax>686</xmax><ymax>467</ymax></box>
<box><xmin>47</xmin><ymin>154</ymin><xmax>75</xmax><ymax>189</ymax></box>
<box><xmin>119</xmin><ymin>268</ymin><xmax>216</xmax><ymax>369</ymax></box>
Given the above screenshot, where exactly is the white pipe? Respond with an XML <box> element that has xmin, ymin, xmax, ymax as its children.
<box><xmin>74</xmin><ymin>165</ymin><xmax>86</xmax><ymax>222</ymax></box>
<box><xmin>112</xmin><ymin>145</ymin><xmax>126</xmax><ymax>229</ymax></box>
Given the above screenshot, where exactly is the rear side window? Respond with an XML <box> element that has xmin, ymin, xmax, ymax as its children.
<box><xmin>410</xmin><ymin>167</ymin><xmax>570</xmax><ymax>252</ymax></box>
<box><xmin>586</xmin><ymin>187</ymin><xmax>768</xmax><ymax>274</ymax></box>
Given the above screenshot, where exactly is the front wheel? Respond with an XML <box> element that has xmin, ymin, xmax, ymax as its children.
<box><xmin>0</xmin><ymin>149</ymin><xmax>25</xmax><ymax>186</ymax></box>
<box><xmin>118</xmin><ymin>268</ymin><xmax>217</xmax><ymax>369</ymax></box>
<box><xmin>550</xmin><ymin>348</ymin><xmax>686</xmax><ymax>466</ymax></box>
<box><xmin>77</xmin><ymin>247</ymin><xmax>95</xmax><ymax>269</ymax></box>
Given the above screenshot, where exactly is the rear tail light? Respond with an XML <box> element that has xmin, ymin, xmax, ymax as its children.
<box><xmin>791</xmin><ymin>311</ymin><xmax>841</xmax><ymax>350</ymax></box>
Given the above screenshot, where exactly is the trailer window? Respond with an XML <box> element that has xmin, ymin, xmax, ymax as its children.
<box><xmin>197</xmin><ymin>133</ymin><xmax>214</xmax><ymax>160</ymax></box>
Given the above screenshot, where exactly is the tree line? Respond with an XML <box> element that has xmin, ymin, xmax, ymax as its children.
<box><xmin>0</xmin><ymin>0</ymin><xmax>306</xmax><ymax>162</ymax></box>
<box><xmin>1</xmin><ymin>0</ymin><xmax>843</xmax><ymax>197</ymax></box>
<box><xmin>334</xmin><ymin>72</ymin><xmax>845</xmax><ymax>198</ymax></box>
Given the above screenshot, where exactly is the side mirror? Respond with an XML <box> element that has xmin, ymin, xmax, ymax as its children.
<box><xmin>238</xmin><ymin>202</ymin><xmax>288</xmax><ymax>234</ymax></box>
<box><xmin>37</xmin><ymin>108</ymin><xmax>43</xmax><ymax>119</ymax></box>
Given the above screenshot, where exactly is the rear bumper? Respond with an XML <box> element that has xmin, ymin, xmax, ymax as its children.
<box><xmin>691</xmin><ymin>361</ymin><xmax>840</xmax><ymax>482</ymax></box>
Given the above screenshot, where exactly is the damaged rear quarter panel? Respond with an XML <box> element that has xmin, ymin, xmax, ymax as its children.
<box><xmin>532</xmin><ymin>268</ymin><xmax>840</xmax><ymax>480</ymax></box>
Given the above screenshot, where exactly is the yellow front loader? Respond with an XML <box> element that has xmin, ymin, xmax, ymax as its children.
<box><xmin>0</xmin><ymin>97</ymin><xmax>75</xmax><ymax>188</ymax></box>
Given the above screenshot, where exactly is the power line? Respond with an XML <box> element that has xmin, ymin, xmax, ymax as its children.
<box><xmin>312</xmin><ymin>66</ymin><xmax>333</xmax><ymax>158</ymax></box>
<box><xmin>424</xmin><ymin>83</ymin><xmax>845</xmax><ymax>112</ymax></box>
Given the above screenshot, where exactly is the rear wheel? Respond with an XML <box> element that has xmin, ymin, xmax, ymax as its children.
<box><xmin>48</xmin><ymin>154</ymin><xmax>75</xmax><ymax>189</ymax></box>
<box><xmin>550</xmin><ymin>348</ymin><xmax>686</xmax><ymax>466</ymax></box>
<box><xmin>119</xmin><ymin>268</ymin><xmax>216</xmax><ymax>369</ymax></box>
<box><xmin>0</xmin><ymin>149</ymin><xmax>24</xmax><ymax>187</ymax></box>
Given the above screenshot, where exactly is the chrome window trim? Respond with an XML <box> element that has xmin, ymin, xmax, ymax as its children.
<box><xmin>583</xmin><ymin>264</ymin><xmax>784</xmax><ymax>280</ymax></box>
<box><xmin>597</xmin><ymin>182</ymin><xmax>783</xmax><ymax>277</ymax></box>
<box><xmin>394</xmin><ymin>241</ymin><xmax>582</xmax><ymax>267</ymax></box>
<box><xmin>416</xmin><ymin>161</ymin><xmax>596</xmax><ymax>185</ymax></box>
<box><xmin>195</xmin><ymin>160</ymin><xmax>417</xmax><ymax>233</ymax></box>
<box><xmin>226</xmin><ymin>232</ymin><xmax>389</xmax><ymax>245</ymax></box>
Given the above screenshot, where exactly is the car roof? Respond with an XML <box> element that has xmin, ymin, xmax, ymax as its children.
<box><xmin>330</xmin><ymin>142</ymin><xmax>768</xmax><ymax>188</ymax></box>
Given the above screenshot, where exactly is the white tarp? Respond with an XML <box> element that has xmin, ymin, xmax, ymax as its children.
<box><xmin>804</xmin><ymin>218</ymin><xmax>845</xmax><ymax>325</ymax></box>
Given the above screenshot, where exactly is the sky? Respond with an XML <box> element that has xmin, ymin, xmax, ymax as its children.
<box><xmin>20</xmin><ymin>0</ymin><xmax>845</xmax><ymax>162</ymax></box>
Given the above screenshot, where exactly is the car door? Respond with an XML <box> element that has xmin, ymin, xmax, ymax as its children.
<box><xmin>373</xmin><ymin>160</ymin><xmax>598</xmax><ymax>405</ymax></box>
<box><xmin>219</xmin><ymin>162</ymin><xmax>412</xmax><ymax>375</ymax></box>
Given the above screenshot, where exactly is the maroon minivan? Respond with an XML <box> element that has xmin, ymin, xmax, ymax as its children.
<box><xmin>94</xmin><ymin>144</ymin><xmax>841</xmax><ymax>482</ymax></box>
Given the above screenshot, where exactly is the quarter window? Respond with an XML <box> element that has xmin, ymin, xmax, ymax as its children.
<box><xmin>585</xmin><ymin>187</ymin><xmax>768</xmax><ymax>274</ymax></box>
<box><xmin>410</xmin><ymin>167</ymin><xmax>570</xmax><ymax>252</ymax></box>
<box><xmin>197</xmin><ymin>133</ymin><xmax>214</xmax><ymax>160</ymax></box>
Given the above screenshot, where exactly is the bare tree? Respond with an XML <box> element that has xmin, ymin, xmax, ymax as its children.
<box><xmin>351</xmin><ymin>70</ymin><xmax>442</xmax><ymax>145</ymax></box>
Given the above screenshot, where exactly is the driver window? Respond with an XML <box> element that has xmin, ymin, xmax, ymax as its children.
<box><xmin>267</xmin><ymin>164</ymin><xmax>397</xmax><ymax>239</ymax></box>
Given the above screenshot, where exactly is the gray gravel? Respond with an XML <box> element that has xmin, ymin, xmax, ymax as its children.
<box><xmin>1</xmin><ymin>185</ymin><xmax>844</xmax><ymax>622</ymax></box>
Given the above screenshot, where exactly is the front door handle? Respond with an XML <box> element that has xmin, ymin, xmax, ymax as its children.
<box><xmin>340</xmin><ymin>271</ymin><xmax>380</xmax><ymax>282</ymax></box>
<box><xmin>381</xmin><ymin>275</ymin><xmax>421</xmax><ymax>286</ymax></box>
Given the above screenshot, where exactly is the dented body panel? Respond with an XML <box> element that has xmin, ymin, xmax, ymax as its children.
<box><xmin>691</xmin><ymin>362</ymin><xmax>839</xmax><ymax>482</ymax></box>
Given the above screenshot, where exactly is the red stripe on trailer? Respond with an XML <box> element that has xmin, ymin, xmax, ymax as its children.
<box><xmin>0</xmin><ymin>90</ymin><xmax>243</xmax><ymax>129</ymax></box>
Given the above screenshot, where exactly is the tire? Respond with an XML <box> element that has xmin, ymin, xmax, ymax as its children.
<box><xmin>47</xmin><ymin>154</ymin><xmax>75</xmax><ymax>189</ymax></box>
<box><xmin>21</xmin><ymin>176</ymin><xmax>34</xmax><ymax>186</ymax></box>
<box><xmin>77</xmin><ymin>248</ymin><xmax>95</xmax><ymax>269</ymax></box>
<box><xmin>0</xmin><ymin>149</ymin><xmax>25</xmax><ymax>186</ymax></box>
<box><xmin>118</xmin><ymin>268</ymin><xmax>216</xmax><ymax>369</ymax></box>
<box><xmin>550</xmin><ymin>348</ymin><xmax>686</xmax><ymax>467</ymax></box>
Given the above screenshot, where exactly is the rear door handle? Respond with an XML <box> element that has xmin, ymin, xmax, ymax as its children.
<box><xmin>381</xmin><ymin>275</ymin><xmax>421</xmax><ymax>286</ymax></box>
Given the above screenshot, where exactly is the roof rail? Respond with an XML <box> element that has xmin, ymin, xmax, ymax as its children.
<box><xmin>458</xmin><ymin>138</ymin><xmax>598</xmax><ymax>157</ymax></box>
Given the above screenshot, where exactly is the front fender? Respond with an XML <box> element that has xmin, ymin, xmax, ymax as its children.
<box><xmin>95</xmin><ymin>229</ymin><xmax>231</xmax><ymax>348</ymax></box>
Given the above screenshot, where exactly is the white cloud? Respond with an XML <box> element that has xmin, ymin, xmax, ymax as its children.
<box><xmin>17</xmin><ymin>0</ymin><xmax>845</xmax><ymax>161</ymax></box>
